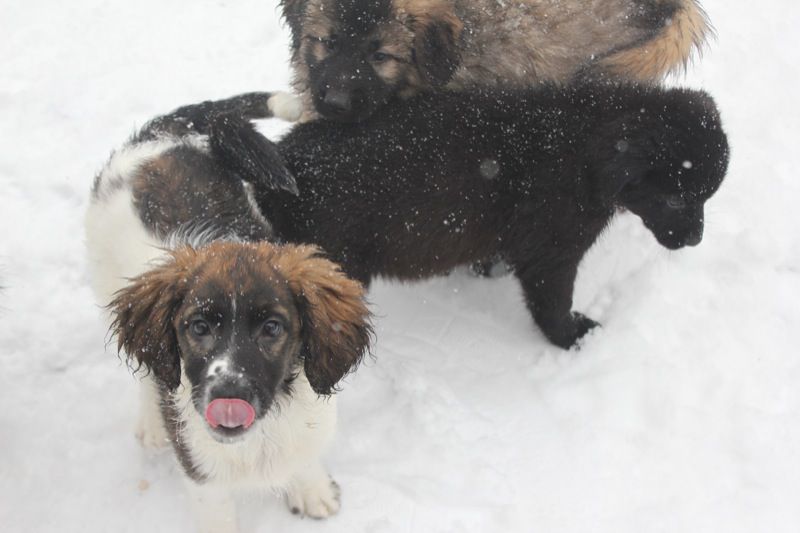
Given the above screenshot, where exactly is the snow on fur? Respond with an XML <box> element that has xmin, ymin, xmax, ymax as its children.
<box><xmin>0</xmin><ymin>1</ymin><xmax>798</xmax><ymax>532</ymax></box>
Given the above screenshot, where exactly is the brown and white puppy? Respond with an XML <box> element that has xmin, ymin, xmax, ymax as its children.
<box><xmin>280</xmin><ymin>0</ymin><xmax>711</xmax><ymax>121</ymax></box>
<box><xmin>85</xmin><ymin>100</ymin><xmax>371</xmax><ymax>532</ymax></box>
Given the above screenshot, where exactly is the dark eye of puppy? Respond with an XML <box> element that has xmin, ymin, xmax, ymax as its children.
<box><xmin>260</xmin><ymin>319</ymin><xmax>283</xmax><ymax>338</ymax></box>
<box><xmin>190</xmin><ymin>318</ymin><xmax>211</xmax><ymax>337</ymax></box>
<box><xmin>371</xmin><ymin>51</ymin><xmax>389</xmax><ymax>62</ymax></box>
<box><xmin>323</xmin><ymin>35</ymin><xmax>338</xmax><ymax>52</ymax></box>
<box><xmin>665</xmin><ymin>195</ymin><xmax>687</xmax><ymax>209</ymax></box>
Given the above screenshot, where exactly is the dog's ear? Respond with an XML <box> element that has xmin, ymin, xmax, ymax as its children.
<box><xmin>412</xmin><ymin>12</ymin><xmax>463</xmax><ymax>88</ymax></box>
<box><xmin>107</xmin><ymin>250</ymin><xmax>195</xmax><ymax>390</ymax></box>
<box><xmin>279</xmin><ymin>0</ymin><xmax>308</xmax><ymax>50</ymax></box>
<box><xmin>273</xmin><ymin>245</ymin><xmax>372</xmax><ymax>395</ymax></box>
<box><xmin>588</xmin><ymin>118</ymin><xmax>658</xmax><ymax>202</ymax></box>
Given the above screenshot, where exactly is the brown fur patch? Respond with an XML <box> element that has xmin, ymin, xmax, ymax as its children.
<box><xmin>108</xmin><ymin>248</ymin><xmax>197</xmax><ymax>389</ymax></box>
<box><xmin>108</xmin><ymin>241</ymin><xmax>372</xmax><ymax>394</ymax></box>
<box><xmin>272</xmin><ymin>245</ymin><xmax>373</xmax><ymax>394</ymax></box>
<box><xmin>130</xmin><ymin>147</ymin><xmax>272</xmax><ymax>242</ymax></box>
<box><xmin>395</xmin><ymin>0</ymin><xmax>462</xmax><ymax>35</ymax></box>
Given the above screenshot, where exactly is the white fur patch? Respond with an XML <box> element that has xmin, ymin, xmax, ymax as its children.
<box><xmin>242</xmin><ymin>181</ymin><xmax>272</xmax><ymax>233</ymax></box>
<box><xmin>84</xmin><ymin>184</ymin><xmax>165</xmax><ymax>304</ymax></box>
<box><xmin>207</xmin><ymin>356</ymin><xmax>232</xmax><ymax>379</ymax></box>
<box><xmin>163</xmin><ymin>221</ymin><xmax>239</xmax><ymax>250</ymax></box>
<box><xmin>172</xmin><ymin>368</ymin><xmax>337</xmax><ymax>488</ymax></box>
<box><xmin>268</xmin><ymin>92</ymin><xmax>303</xmax><ymax>122</ymax></box>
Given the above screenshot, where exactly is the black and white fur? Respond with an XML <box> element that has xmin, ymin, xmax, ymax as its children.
<box><xmin>85</xmin><ymin>92</ymin><xmax>368</xmax><ymax>532</ymax></box>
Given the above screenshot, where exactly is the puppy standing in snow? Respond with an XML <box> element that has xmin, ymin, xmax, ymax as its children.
<box><xmin>85</xmin><ymin>94</ymin><xmax>372</xmax><ymax>532</ymax></box>
<box><xmin>220</xmin><ymin>85</ymin><xmax>729</xmax><ymax>349</ymax></box>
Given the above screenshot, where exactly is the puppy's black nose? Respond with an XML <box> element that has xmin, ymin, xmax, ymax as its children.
<box><xmin>323</xmin><ymin>89</ymin><xmax>352</xmax><ymax>114</ymax></box>
<box><xmin>683</xmin><ymin>224</ymin><xmax>704</xmax><ymax>247</ymax></box>
<box><xmin>685</xmin><ymin>232</ymin><xmax>703</xmax><ymax>247</ymax></box>
<box><xmin>209</xmin><ymin>381</ymin><xmax>254</xmax><ymax>404</ymax></box>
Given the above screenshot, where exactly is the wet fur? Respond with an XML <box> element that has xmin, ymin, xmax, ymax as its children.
<box><xmin>85</xmin><ymin>98</ymin><xmax>372</xmax><ymax>531</ymax></box>
<box><xmin>280</xmin><ymin>0</ymin><xmax>710</xmax><ymax>121</ymax></box>
<box><xmin>220</xmin><ymin>84</ymin><xmax>728</xmax><ymax>348</ymax></box>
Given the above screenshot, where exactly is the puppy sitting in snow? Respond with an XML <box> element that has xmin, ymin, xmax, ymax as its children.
<box><xmin>85</xmin><ymin>94</ymin><xmax>372</xmax><ymax>532</ymax></box>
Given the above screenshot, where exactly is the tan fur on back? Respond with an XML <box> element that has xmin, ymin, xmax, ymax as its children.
<box><xmin>598</xmin><ymin>0</ymin><xmax>710</xmax><ymax>80</ymax></box>
<box><xmin>288</xmin><ymin>0</ymin><xmax>711</xmax><ymax>120</ymax></box>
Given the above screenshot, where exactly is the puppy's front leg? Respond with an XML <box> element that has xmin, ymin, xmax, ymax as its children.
<box><xmin>285</xmin><ymin>461</ymin><xmax>341</xmax><ymax>519</ymax></box>
<box><xmin>135</xmin><ymin>375</ymin><xmax>169</xmax><ymax>449</ymax></box>
<box><xmin>515</xmin><ymin>257</ymin><xmax>599</xmax><ymax>349</ymax></box>
<box><xmin>184</xmin><ymin>479</ymin><xmax>238</xmax><ymax>533</ymax></box>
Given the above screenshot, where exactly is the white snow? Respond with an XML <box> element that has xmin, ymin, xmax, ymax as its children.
<box><xmin>1</xmin><ymin>1</ymin><xmax>799</xmax><ymax>531</ymax></box>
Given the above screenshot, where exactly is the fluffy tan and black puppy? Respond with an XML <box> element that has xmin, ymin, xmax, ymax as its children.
<box><xmin>279</xmin><ymin>0</ymin><xmax>710</xmax><ymax>121</ymax></box>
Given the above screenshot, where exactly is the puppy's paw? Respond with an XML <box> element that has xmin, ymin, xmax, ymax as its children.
<box><xmin>267</xmin><ymin>92</ymin><xmax>303</xmax><ymax>122</ymax></box>
<box><xmin>570</xmin><ymin>312</ymin><xmax>600</xmax><ymax>346</ymax></box>
<box><xmin>135</xmin><ymin>416</ymin><xmax>169</xmax><ymax>450</ymax></box>
<box><xmin>286</xmin><ymin>477</ymin><xmax>341</xmax><ymax>519</ymax></box>
<box><xmin>546</xmin><ymin>312</ymin><xmax>600</xmax><ymax>350</ymax></box>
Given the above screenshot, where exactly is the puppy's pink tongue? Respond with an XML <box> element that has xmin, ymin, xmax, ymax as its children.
<box><xmin>205</xmin><ymin>399</ymin><xmax>256</xmax><ymax>429</ymax></box>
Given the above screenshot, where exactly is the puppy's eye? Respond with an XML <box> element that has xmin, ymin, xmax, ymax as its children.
<box><xmin>665</xmin><ymin>196</ymin><xmax>687</xmax><ymax>209</ymax></box>
<box><xmin>372</xmin><ymin>51</ymin><xmax>389</xmax><ymax>62</ymax></box>
<box><xmin>190</xmin><ymin>319</ymin><xmax>211</xmax><ymax>337</ymax></box>
<box><xmin>323</xmin><ymin>36</ymin><xmax>338</xmax><ymax>51</ymax></box>
<box><xmin>261</xmin><ymin>320</ymin><xmax>283</xmax><ymax>338</ymax></box>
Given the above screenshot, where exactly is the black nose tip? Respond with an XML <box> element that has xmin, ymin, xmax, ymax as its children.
<box><xmin>685</xmin><ymin>232</ymin><xmax>703</xmax><ymax>247</ymax></box>
<box><xmin>208</xmin><ymin>381</ymin><xmax>253</xmax><ymax>404</ymax></box>
<box><xmin>322</xmin><ymin>88</ymin><xmax>352</xmax><ymax>114</ymax></box>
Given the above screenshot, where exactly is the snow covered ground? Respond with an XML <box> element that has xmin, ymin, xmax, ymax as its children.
<box><xmin>1</xmin><ymin>0</ymin><xmax>799</xmax><ymax>531</ymax></box>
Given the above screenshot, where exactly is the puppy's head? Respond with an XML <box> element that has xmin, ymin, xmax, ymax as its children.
<box><xmin>109</xmin><ymin>241</ymin><xmax>371</xmax><ymax>441</ymax></box>
<box><xmin>592</xmin><ymin>89</ymin><xmax>730</xmax><ymax>250</ymax></box>
<box><xmin>289</xmin><ymin>0</ymin><xmax>462</xmax><ymax>121</ymax></box>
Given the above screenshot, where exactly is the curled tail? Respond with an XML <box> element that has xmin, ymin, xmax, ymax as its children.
<box><xmin>594</xmin><ymin>0</ymin><xmax>712</xmax><ymax>81</ymax></box>
<box><xmin>139</xmin><ymin>91</ymin><xmax>300</xmax><ymax>195</ymax></box>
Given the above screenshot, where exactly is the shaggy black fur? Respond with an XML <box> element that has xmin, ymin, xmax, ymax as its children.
<box><xmin>175</xmin><ymin>84</ymin><xmax>729</xmax><ymax>349</ymax></box>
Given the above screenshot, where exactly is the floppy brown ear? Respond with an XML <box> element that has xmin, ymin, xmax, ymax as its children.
<box><xmin>412</xmin><ymin>10</ymin><xmax>463</xmax><ymax>88</ymax></box>
<box><xmin>107</xmin><ymin>250</ymin><xmax>195</xmax><ymax>390</ymax></box>
<box><xmin>273</xmin><ymin>245</ymin><xmax>373</xmax><ymax>395</ymax></box>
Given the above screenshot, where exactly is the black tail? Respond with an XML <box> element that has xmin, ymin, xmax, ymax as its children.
<box><xmin>208</xmin><ymin>113</ymin><xmax>298</xmax><ymax>195</ymax></box>
<box><xmin>138</xmin><ymin>92</ymin><xmax>298</xmax><ymax>195</ymax></box>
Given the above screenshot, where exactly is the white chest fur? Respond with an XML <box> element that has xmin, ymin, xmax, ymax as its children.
<box><xmin>171</xmin><ymin>370</ymin><xmax>337</xmax><ymax>490</ymax></box>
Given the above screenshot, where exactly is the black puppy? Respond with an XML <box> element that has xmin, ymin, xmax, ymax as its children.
<box><xmin>188</xmin><ymin>84</ymin><xmax>730</xmax><ymax>348</ymax></box>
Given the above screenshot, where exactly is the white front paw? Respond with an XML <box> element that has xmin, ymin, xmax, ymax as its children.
<box><xmin>267</xmin><ymin>92</ymin><xmax>304</xmax><ymax>122</ymax></box>
<box><xmin>286</xmin><ymin>477</ymin><xmax>341</xmax><ymax>519</ymax></box>
<box><xmin>135</xmin><ymin>415</ymin><xmax>169</xmax><ymax>449</ymax></box>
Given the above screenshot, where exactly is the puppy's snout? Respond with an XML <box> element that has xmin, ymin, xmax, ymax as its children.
<box><xmin>322</xmin><ymin>88</ymin><xmax>352</xmax><ymax>114</ymax></box>
<box><xmin>684</xmin><ymin>227</ymin><xmax>703</xmax><ymax>247</ymax></box>
<box><xmin>208</xmin><ymin>380</ymin><xmax>255</xmax><ymax>405</ymax></box>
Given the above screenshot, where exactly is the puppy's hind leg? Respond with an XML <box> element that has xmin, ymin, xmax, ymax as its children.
<box><xmin>285</xmin><ymin>461</ymin><xmax>341</xmax><ymax>519</ymax></box>
<box><xmin>134</xmin><ymin>376</ymin><xmax>169</xmax><ymax>450</ymax></box>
